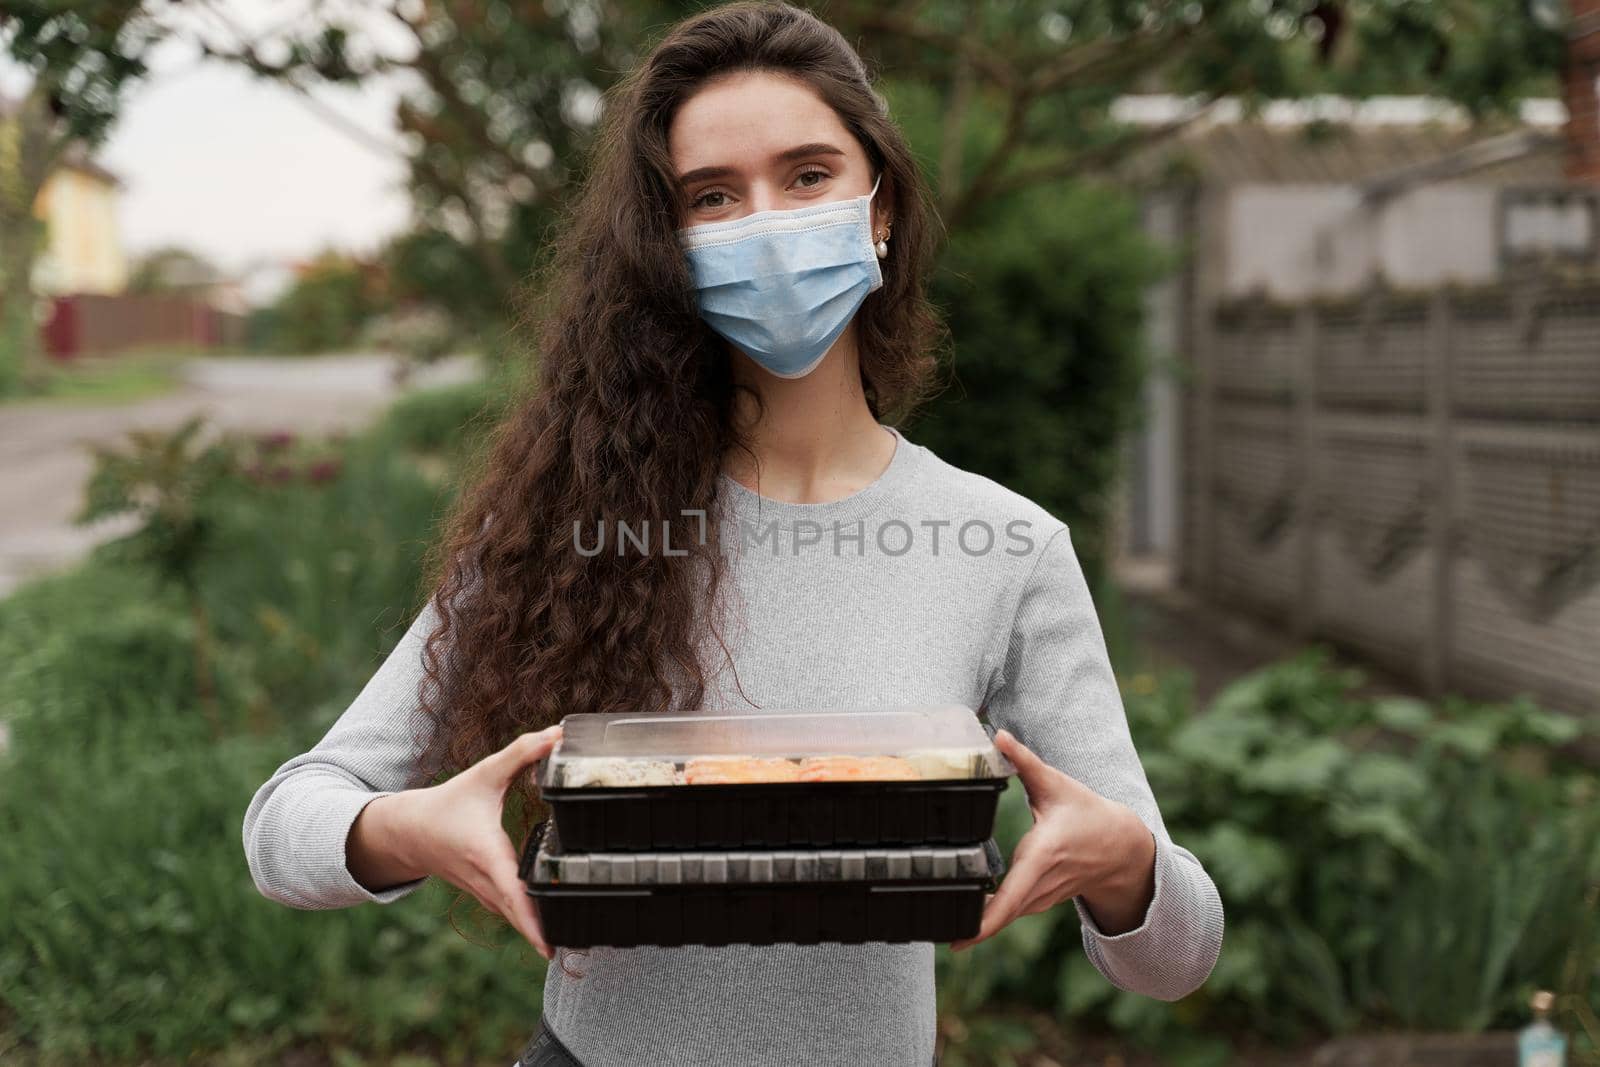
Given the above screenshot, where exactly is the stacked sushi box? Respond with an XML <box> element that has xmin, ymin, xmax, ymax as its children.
<box><xmin>518</xmin><ymin>705</ymin><xmax>1016</xmax><ymax>947</ymax></box>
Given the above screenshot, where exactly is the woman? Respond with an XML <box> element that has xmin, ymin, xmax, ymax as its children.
<box><xmin>241</xmin><ymin>3</ymin><xmax>1224</xmax><ymax>1065</ymax></box>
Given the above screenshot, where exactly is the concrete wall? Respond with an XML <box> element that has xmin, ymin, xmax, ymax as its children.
<box><xmin>1220</xmin><ymin>183</ymin><xmax>1508</xmax><ymax>299</ymax></box>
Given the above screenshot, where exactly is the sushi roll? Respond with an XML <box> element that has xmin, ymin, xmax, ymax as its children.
<box><xmin>797</xmin><ymin>755</ymin><xmax>921</xmax><ymax>782</ymax></box>
<box><xmin>903</xmin><ymin>747</ymin><xmax>984</xmax><ymax>780</ymax></box>
<box><xmin>561</xmin><ymin>756</ymin><xmax>680</xmax><ymax>788</ymax></box>
<box><xmin>684</xmin><ymin>756</ymin><xmax>803</xmax><ymax>784</ymax></box>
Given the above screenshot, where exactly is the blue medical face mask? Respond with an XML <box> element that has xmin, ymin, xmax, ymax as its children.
<box><xmin>676</xmin><ymin>173</ymin><xmax>884</xmax><ymax>379</ymax></box>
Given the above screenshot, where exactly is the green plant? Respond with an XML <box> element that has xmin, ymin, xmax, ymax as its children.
<box><xmin>263</xmin><ymin>249</ymin><xmax>384</xmax><ymax>355</ymax></box>
<box><xmin>368</xmin><ymin>376</ymin><xmax>507</xmax><ymax>465</ymax></box>
<box><xmin>1352</xmin><ymin>695</ymin><xmax>1600</xmax><ymax>1031</ymax></box>
<box><xmin>75</xmin><ymin>414</ymin><xmax>242</xmax><ymax>735</ymax></box>
<box><xmin>1557</xmin><ymin>881</ymin><xmax>1600</xmax><ymax>1065</ymax></box>
<box><xmin>1109</xmin><ymin>651</ymin><xmax>1600</xmax><ymax>1045</ymax></box>
<box><xmin>0</xmin><ymin>690</ymin><xmax>548</xmax><ymax>1065</ymax></box>
<box><xmin>928</xmin><ymin>649</ymin><xmax>1599</xmax><ymax>1063</ymax></box>
<box><xmin>0</xmin><ymin>402</ymin><xmax>524</xmax><ymax>1064</ymax></box>
<box><xmin>911</xmin><ymin>177</ymin><xmax>1173</xmax><ymax>565</ymax></box>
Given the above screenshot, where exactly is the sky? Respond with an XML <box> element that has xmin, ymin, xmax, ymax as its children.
<box><xmin>3</xmin><ymin>2</ymin><xmax>422</xmax><ymax>302</ymax></box>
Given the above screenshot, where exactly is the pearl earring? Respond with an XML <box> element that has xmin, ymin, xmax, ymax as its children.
<box><xmin>873</xmin><ymin>224</ymin><xmax>891</xmax><ymax>259</ymax></box>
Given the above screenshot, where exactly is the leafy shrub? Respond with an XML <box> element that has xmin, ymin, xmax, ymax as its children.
<box><xmin>0</xmin><ymin>691</ymin><xmax>546</xmax><ymax>1065</ymax></box>
<box><xmin>261</xmin><ymin>250</ymin><xmax>383</xmax><ymax>355</ymax></box>
<box><xmin>936</xmin><ymin>649</ymin><xmax>1600</xmax><ymax>1064</ymax></box>
<box><xmin>367</xmin><ymin>376</ymin><xmax>508</xmax><ymax>468</ymax></box>
<box><xmin>186</xmin><ymin>428</ymin><xmax>446</xmax><ymax>731</ymax></box>
<box><xmin>912</xmin><ymin>177</ymin><xmax>1176</xmax><ymax>570</ymax></box>
<box><xmin>0</xmin><ymin>405</ymin><xmax>532</xmax><ymax>1065</ymax></box>
<box><xmin>1123</xmin><ymin>652</ymin><xmax>1600</xmax><ymax>1042</ymax></box>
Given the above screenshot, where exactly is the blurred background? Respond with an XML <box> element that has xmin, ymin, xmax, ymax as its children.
<box><xmin>1</xmin><ymin>1</ymin><xmax>1597</xmax><ymax>1065</ymax></box>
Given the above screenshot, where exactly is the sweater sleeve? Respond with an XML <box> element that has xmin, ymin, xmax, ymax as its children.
<box><xmin>241</xmin><ymin>595</ymin><xmax>445</xmax><ymax>910</ymax></box>
<box><xmin>982</xmin><ymin>523</ymin><xmax>1224</xmax><ymax>1002</ymax></box>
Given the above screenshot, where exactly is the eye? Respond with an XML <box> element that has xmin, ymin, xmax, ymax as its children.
<box><xmin>689</xmin><ymin>189</ymin><xmax>728</xmax><ymax>211</ymax></box>
<box><xmin>688</xmin><ymin>168</ymin><xmax>835</xmax><ymax>213</ymax></box>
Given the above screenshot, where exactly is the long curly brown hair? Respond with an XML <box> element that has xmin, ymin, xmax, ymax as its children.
<box><xmin>402</xmin><ymin>0</ymin><xmax>947</xmax><ymax>941</ymax></box>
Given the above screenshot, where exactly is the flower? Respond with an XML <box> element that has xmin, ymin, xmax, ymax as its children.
<box><xmin>256</xmin><ymin>430</ymin><xmax>297</xmax><ymax>453</ymax></box>
<box><xmin>305</xmin><ymin>458</ymin><xmax>343</xmax><ymax>485</ymax></box>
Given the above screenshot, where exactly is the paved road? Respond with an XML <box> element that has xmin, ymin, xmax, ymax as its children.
<box><xmin>0</xmin><ymin>351</ymin><xmax>482</xmax><ymax>600</ymax></box>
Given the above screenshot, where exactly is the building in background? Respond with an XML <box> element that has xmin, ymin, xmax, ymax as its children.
<box><xmin>30</xmin><ymin>144</ymin><xmax>129</xmax><ymax>297</ymax></box>
<box><xmin>1</xmin><ymin>90</ymin><xmax>250</xmax><ymax>360</ymax></box>
<box><xmin>1114</xmin><ymin>90</ymin><xmax>1600</xmax><ymax>716</ymax></box>
<box><xmin>1116</xmin><ymin>94</ymin><xmax>1580</xmax><ymax>566</ymax></box>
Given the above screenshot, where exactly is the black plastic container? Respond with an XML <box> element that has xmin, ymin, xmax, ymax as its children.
<box><xmin>535</xmin><ymin>705</ymin><xmax>1015</xmax><ymax>851</ymax></box>
<box><xmin>539</xmin><ymin>775</ymin><xmax>1010</xmax><ymax>850</ymax></box>
<box><xmin>520</xmin><ymin>819</ymin><xmax>1007</xmax><ymax>948</ymax></box>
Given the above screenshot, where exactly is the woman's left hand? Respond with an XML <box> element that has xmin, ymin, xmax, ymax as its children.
<box><xmin>950</xmin><ymin>728</ymin><xmax>1158</xmax><ymax>951</ymax></box>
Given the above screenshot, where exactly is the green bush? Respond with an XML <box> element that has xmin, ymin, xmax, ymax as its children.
<box><xmin>0</xmin><ymin>691</ymin><xmax>546</xmax><ymax>1065</ymax></box>
<box><xmin>0</xmin><ymin>409</ymin><xmax>541</xmax><ymax>1065</ymax></box>
<box><xmin>262</xmin><ymin>251</ymin><xmax>383</xmax><ymax>355</ymax></box>
<box><xmin>0</xmin><ymin>422</ymin><xmax>448</xmax><ymax>744</ymax></box>
<box><xmin>188</xmin><ymin>429</ymin><xmax>446</xmax><ymax>730</ymax></box>
<box><xmin>912</xmin><ymin>176</ymin><xmax>1175</xmax><ymax>572</ymax></box>
<box><xmin>936</xmin><ymin>647</ymin><xmax>1600</xmax><ymax>1064</ymax></box>
<box><xmin>1126</xmin><ymin>653</ymin><xmax>1600</xmax><ymax>1041</ymax></box>
<box><xmin>367</xmin><ymin>375</ymin><xmax>508</xmax><ymax>465</ymax></box>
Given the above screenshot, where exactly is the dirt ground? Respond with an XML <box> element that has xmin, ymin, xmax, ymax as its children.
<box><xmin>1112</xmin><ymin>555</ymin><xmax>1428</xmax><ymax>708</ymax></box>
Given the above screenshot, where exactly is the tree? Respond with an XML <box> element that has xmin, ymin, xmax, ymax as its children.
<box><xmin>0</xmin><ymin>3</ymin><xmax>182</xmax><ymax>396</ymax></box>
<box><xmin>827</xmin><ymin>0</ymin><xmax>1564</xmax><ymax>230</ymax></box>
<box><xmin>127</xmin><ymin>245</ymin><xmax>226</xmax><ymax>294</ymax></box>
<box><xmin>194</xmin><ymin>0</ymin><xmax>1568</xmax><ymax>548</ymax></box>
<box><xmin>195</xmin><ymin>0</ymin><xmax>702</xmax><ymax>353</ymax></box>
<box><xmin>197</xmin><ymin>0</ymin><xmax>1566</xmax><ymax>288</ymax></box>
<box><xmin>266</xmin><ymin>249</ymin><xmax>386</xmax><ymax>355</ymax></box>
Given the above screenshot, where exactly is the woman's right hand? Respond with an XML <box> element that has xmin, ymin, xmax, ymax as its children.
<box><xmin>353</xmin><ymin>724</ymin><xmax>564</xmax><ymax>959</ymax></box>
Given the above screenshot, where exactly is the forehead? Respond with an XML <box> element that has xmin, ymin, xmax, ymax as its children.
<box><xmin>668</xmin><ymin>71</ymin><xmax>858</xmax><ymax>174</ymax></box>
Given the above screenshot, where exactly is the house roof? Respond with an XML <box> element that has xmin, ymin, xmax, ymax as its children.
<box><xmin>1113</xmin><ymin>95</ymin><xmax>1569</xmax><ymax>187</ymax></box>
<box><xmin>56</xmin><ymin>142</ymin><xmax>123</xmax><ymax>188</ymax></box>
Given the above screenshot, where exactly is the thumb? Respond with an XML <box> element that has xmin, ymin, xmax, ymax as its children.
<box><xmin>484</xmin><ymin>724</ymin><xmax>563</xmax><ymax>789</ymax></box>
<box><xmin>994</xmin><ymin>728</ymin><xmax>1063</xmax><ymax>802</ymax></box>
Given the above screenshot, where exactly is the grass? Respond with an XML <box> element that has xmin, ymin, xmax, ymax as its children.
<box><xmin>6</xmin><ymin>345</ymin><xmax>198</xmax><ymax>406</ymax></box>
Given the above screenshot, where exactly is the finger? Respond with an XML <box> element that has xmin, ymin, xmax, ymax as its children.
<box><xmin>950</xmin><ymin>834</ymin><xmax>1052</xmax><ymax>950</ymax></box>
<box><xmin>484</xmin><ymin>724</ymin><xmax>564</xmax><ymax>788</ymax></box>
<box><xmin>500</xmin><ymin>877</ymin><xmax>553</xmax><ymax>961</ymax></box>
<box><xmin>1008</xmin><ymin>865</ymin><xmax>1079</xmax><ymax>923</ymax></box>
<box><xmin>490</xmin><ymin>848</ymin><xmax>554</xmax><ymax>960</ymax></box>
<box><xmin>948</xmin><ymin>892</ymin><xmax>995</xmax><ymax>952</ymax></box>
<box><xmin>993</xmin><ymin>729</ymin><xmax>1068</xmax><ymax>804</ymax></box>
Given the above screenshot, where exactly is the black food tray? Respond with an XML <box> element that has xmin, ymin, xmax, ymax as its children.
<box><xmin>537</xmin><ymin>766</ymin><xmax>1010</xmax><ymax>852</ymax></box>
<box><xmin>519</xmin><ymin>820</ymin><xmax>1006</xmax><ymax>948</ymax></box>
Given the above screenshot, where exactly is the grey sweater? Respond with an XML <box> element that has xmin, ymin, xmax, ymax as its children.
<box><xmin>242</xmin><ymin>425</ymin><xmax>1224</xmax><ymax>1067</ymax></box>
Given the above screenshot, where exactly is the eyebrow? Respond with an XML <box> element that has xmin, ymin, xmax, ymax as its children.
<box><xmin>677</xmin><ymin>142</ymin><xmax>847</xmax><ymax>188</ymax></box>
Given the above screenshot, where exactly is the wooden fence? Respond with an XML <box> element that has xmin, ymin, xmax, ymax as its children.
<box><xmin>41</xmin><ymin>292</ymin><xmax>248</xmax><ymax>360</ymax></box>
<box><xmin>1184</xmin><ymin>274</ymin><xmax>1600</xmax><ymax>716</ymax></box>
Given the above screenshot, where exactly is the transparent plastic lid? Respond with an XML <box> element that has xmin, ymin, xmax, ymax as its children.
<box><xmin>542</xmin><ymin>704</ymin><xmax>1015</xmax><ymax>788</ymax></box>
